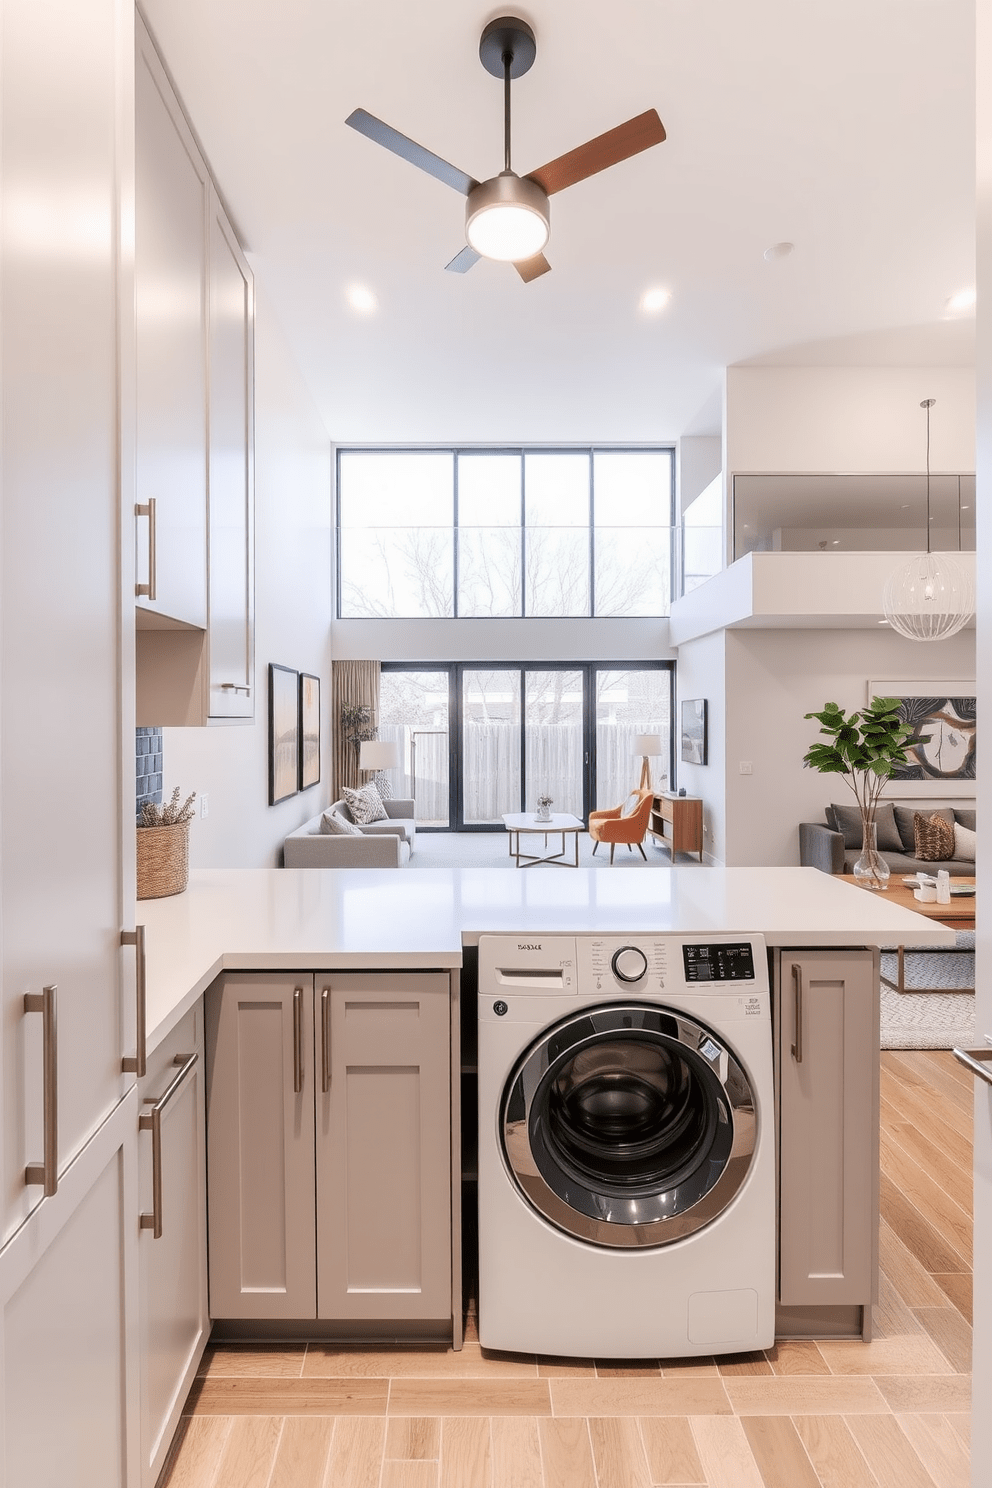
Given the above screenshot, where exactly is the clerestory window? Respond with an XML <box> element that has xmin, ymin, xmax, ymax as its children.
<box><xmin>336</xmin><ymin>447</ymin><xmax>674</xmax><ymax>619</ymax></box>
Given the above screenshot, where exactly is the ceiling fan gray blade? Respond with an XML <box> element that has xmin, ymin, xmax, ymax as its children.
<box><xmin>445</xmin><ymin>246</ymin><xmax>481</xmax><ymax>273</ymax></box>
<box><xmin>346</xmin><ymin>109</ymin><xmax>479</xmax><ymax>196</ymax></box>
<box><xmin>515</xmin><ymin>252</ymin><xmax>551</xmax><ymax>283</ymax></box>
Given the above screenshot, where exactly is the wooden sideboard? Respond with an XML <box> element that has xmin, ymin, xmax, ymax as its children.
<box><xmin>648</xmin><ymin>792</ymin><xmax>704</xmax><ymax>861</ymax></box>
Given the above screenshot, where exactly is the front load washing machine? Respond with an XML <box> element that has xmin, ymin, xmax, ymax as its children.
<box><xmin>477</xmin><ymin>932</ymin><xmax>775</xmax><ymax>1358</ymax></box>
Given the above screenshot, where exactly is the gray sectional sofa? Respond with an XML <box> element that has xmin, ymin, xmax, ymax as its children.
<box><xmin>284</xmin><ymin>798</ymin><xmax>417</xmax><ymax>869</ymax></box>
<box><xmin>799</xmin><ymin>801</ymin><xmax>976</xmax><ymax>876</ymax></box>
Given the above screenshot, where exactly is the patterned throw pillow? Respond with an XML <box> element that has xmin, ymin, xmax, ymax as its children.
<box><xmin>914</xmin><ymin>812</ymin><xmax>955</xmax><ymax>862</ymax></box>
<box><xmin>342</xmin><ymin>783</ymin><xmax>388</xmax><ymax>825</ymax></box>
<box><xmin>320</xmin><ymin>809</ymin><xmax>363</xmax><ymax>837</ymax></box>
<box><xmin>373</xmin><ymin>769</ymin><xmax>393</xmax><ymax>801</ymax></box>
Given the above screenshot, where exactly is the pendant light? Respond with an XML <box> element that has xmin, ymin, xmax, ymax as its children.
<box><xmin>881</xmin><ymin>399</ymin><xmax>974</xmax><ymax>641</ymax></box>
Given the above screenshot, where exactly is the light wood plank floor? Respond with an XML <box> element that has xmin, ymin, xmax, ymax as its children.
<box><xmin>161</xmin><ymin>1051</ymin><xmax>973</xmax><ymax>1488</ymax></box>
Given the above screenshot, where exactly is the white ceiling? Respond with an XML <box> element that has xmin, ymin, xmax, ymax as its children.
<box><xmin>140</xmin><ymin>0</ymin><xmax>975</xmax><ymax>444</ymax></box>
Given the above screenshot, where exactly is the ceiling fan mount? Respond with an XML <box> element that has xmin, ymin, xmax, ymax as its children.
<box><xmin>345</xmin><ymin>16</ymin><xmax>666</xmax><ymax>282</ymax></box>
<box><xmin>477</xmin><ymin>16</ymin><xmax>536</xmax><ymax>81</ymax></box>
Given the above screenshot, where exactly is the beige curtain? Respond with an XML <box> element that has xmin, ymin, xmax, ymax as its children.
<box><xmin>332</xmin><ymin>660</ymin><xmax>380</xmax><ymax>799</ymax></box>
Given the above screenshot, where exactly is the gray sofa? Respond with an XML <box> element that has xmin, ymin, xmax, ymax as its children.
<box><xmin>284</xmin><ymin>798</ymin><xmax>417</xmax><ymax>869</ymax></box>
<box><xmin>799</xmin><ymin>802</ymin><xmax>975</xmax><ymax>876</ymax></box>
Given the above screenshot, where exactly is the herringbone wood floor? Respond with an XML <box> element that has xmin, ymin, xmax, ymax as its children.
<box><xmin>160</xmin><ymin>1051</ymin><xmax>973</xmax><ymax>1488</ymax></box>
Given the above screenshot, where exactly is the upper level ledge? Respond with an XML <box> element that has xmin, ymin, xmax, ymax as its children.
<box><xmin>669</xmin><ymin>550</ymin><xmax>977</xmax><ymax>645</ymax></box>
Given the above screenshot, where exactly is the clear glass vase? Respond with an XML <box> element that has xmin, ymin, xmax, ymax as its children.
<box><xmin>852</xmin><ymin>819</ymin><xmax>890</xmax><ymax>890</ymax></box>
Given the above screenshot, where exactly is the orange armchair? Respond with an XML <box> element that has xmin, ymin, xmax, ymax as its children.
<box><xmin>588</xmin><ymin>790</ymin><xmax>654</xmax><ymax>864</ymax></box>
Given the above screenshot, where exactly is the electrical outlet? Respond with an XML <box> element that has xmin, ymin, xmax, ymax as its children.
<box><xmin>200</xmin><ymin>793</ymin><xmax>209</xmax><ymax>819</ymax></box>
<box><xmin>739</xmin><ymin>761</ymin><xmax>753</xmax><ymax>775</ymax></box>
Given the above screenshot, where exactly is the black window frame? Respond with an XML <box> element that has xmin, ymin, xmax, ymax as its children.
<box><xmin>380</xmin><ymin>660</ymin><xmax>675</xmax><ymax>831</ymax></box>
<box><xmin>336</xmin><ymin>446</ymin><xmax>676</xmax><ymax>621</ymax></box>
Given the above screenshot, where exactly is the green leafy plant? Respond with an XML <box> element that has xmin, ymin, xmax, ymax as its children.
<box><xmin>340</xmin><ymin>702</ymin><xmax>376</xmax><ymax>758</ymax></box>
<box><xmin>802</xmin><ymin>696</ymin><xmax>924</xmax><ymax>827</ymax></box>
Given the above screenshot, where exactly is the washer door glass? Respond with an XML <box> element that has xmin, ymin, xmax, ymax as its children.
<box><xmin>501</xmin><ymin>1003</ymin><xmax>758</xmax><ymax>1248</ymax></box>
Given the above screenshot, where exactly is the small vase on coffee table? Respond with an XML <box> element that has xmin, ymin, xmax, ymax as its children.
<box><xmin>852</xmin><ymin>818</ymin><xmax>890</xmax><ymax>891</ymax></box>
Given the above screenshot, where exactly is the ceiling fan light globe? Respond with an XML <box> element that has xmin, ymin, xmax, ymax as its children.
<box><xmin>467</xmin><ymin>204</ymin><xmax>548</xmax><ymax>260</ymax></box>
<box><xmin>465</xmin><ymin>173</ymin><xmax>550</xmax><ymax>262</ymax></box>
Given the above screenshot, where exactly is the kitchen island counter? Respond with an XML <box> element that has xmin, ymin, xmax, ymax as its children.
<box><xmin>138</xmin><ymin>865</ymin><xmax>953</xmax><ymax>1055</ymax></box>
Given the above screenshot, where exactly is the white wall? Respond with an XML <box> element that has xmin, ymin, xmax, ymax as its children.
<box><xmin>722</xmin><ymin>627</ymin><xmax>976</xmax><ymax>867</ymax></box>
<box><xmin>163</xmin><ymin>286</ymin><xmax>332</xmax><ymax>867</ymax></box>
<box><xmin>678</xmin><ymin>435</ymin><xmax>721</xmax><ymax>515</ymax></box>
<box><xmin>726</xmin><ymin>366</ymin><xmax>976</xmax><ymax>477</ymax></box>
<box><xmin>673</xmin><ymin>629</ymin><xmax>726</xmax><ymax>863</ymax></box>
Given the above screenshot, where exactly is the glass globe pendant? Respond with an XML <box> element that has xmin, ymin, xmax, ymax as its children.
<box><xmin>882</xmin><ymin>552</ymin><xmax>974</xmax><ymax>641</ymax></box>
<box><xmin>882</xmin><ymin>398</ymin><xmax>974</xmax><ymax>641</ymax></box>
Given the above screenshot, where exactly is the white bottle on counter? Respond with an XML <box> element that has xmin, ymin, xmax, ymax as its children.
<box><xmin>937</xmin><ymin>869</ymin><xmax>951</xmax><ymax>904</ymax></box>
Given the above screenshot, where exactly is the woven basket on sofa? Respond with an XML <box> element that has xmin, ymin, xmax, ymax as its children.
<box><xmin>137</xmin><ymin>820</ymin><xmax>190</xmax><ymax>899</ymax></box>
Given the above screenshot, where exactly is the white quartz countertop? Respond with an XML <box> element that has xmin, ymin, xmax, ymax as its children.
<box><xmin>137</xmin><ymin>866</ymin><xmax>956</xmax><ymax>1054</ymax></box>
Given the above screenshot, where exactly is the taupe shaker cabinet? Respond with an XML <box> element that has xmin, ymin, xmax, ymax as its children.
<box><xmin>775</xmin><ymin>949</ymin><xmax>879</xmax><ymax>1335</ymax></box>
<box><xmin>205</xmin><ymin>972</ymin><xmax>455</xmax><ymax>1333</ymax></box>
<box><xmin>137</xmin><ymin>1006</ymin><xmax>208</xmax><ymax>1488</ymax></box>
<box><xmin>134</xmin><ymin>15</ymin><xmax>255</xmax><ymax>727</ymax></box>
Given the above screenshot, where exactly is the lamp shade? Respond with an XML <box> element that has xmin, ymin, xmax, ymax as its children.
<box><xmin>358</xmin><ymin>740</ymin><xmax>400</xmax><ymax>771</ymax></box>
<box><xmin>633</xmin><ymin>734</ymin><xmax>662</xmax><ymax>757</ymax></box>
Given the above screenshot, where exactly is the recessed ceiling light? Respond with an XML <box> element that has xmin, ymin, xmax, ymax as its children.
<box><xmin>640</xmin><ymin>287</ymin><xmax>671</xmax><ymax>314</ymax></box>
<box><xmin>945</xmin><ymin>286</ymin><xmax>976</xmax><ymax>315</ymax></box>
<box><xmin>763</xmin><ymin>241</ymin><xmax>794</xmax><ymax>261</ymax></box>
<box><xmin>347</xmin><ymin>285</ymin><xmax>378</xmax><ymax>314</ymax></box>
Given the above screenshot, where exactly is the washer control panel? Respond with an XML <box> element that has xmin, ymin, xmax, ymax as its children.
<box><xmin>581</xmin><ymin>934</ymin><xmax>768</xmax><ymax>998</ymax></box>
<box><xmin>477</xmin><ymin>933</ymin><xmax>769</xmax><ymax>1006</ymax></box>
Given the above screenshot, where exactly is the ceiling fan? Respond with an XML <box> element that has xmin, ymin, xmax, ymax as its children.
<box><xmin>345</xmin><ymin>15</ymin><xmax>666</xmax><ymax>283</ymax></box>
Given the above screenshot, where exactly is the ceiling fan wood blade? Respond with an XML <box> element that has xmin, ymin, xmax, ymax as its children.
<box><xmin>515</xmin><ymin>252</ymin><xmax>551</xmax><ymax>283</ymax></box>
<box><xmin>445</xmin><ymin>246</ymin><xmax>481</xmax><ymax>273</ymax></box>
<box><xmin>345</xmin><ymin>109</ymin><xmax>479</xmax><ymax>196</ymax></box>
<box><xmin>525</xmin><ymin>109</ymin><xmax>666</xmax><ymax>196</ymax></box>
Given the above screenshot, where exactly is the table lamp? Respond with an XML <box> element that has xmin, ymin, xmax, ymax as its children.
<box><xmin>632</xmin><ymin>733</ymin><xmax>662</xmax><ymax>793</ymax></box>
<box><xmin>358</xmin><ymin>739</ymin><xmax>400</xmax><ymax>777</ymax></box>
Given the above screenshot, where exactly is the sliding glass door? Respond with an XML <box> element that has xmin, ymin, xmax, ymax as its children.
<box><xmin>381</xmin><ymin>662</ymin><xmax>673</xmax><ymax>829</ymax></box>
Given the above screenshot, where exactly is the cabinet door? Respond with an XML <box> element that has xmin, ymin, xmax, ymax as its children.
<box><xmin>0</xmin><ymin>1100</ymin><xmax>137</xmax><ymax>1488</ymax></box>
<box><xmin>207</xmin><ymin>195</ymin><xmax>255</xmax><ymax>719</ymax></box>
<box><xmin>138</xmin><ymin>1008</ymin><xmax>208</xmax><ymax>1488</ymax></box>
<box><xmin>777</xmin><ymin>950</ymin><xmax>878</xmax><ymax>1306</ymax></box>
<box><xmin>134</xmin><ymin>16</ymin><xmax>208</xmax><ymax>629</ymax></box>
<box><xmin>316</xmin><ymin>975</ymin><xmax>451</xmax><ymax>1322</ymax></box>
<box><xmin>1</xmin><ymin>0</ymin><xmax>128</xmax><ymax>1243</ymax></box>
<box><xmin>205</xmin><ymin>975</ymin><xmax>316</xmax><ymax>1319</ymax></box>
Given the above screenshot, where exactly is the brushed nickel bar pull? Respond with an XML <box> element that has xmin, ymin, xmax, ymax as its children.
<box><xmin>321</xmin><ymin>987</ymin><xmax>331</xmax><ymax>1093</ymax></box>
<box><xmin>293</xmin><ymin>987</ymin><xmax>304</xmax><ymax>1094</ymax></box>
<box><xmin>220</xmin><ymin>683</ymin><xmax>251</xmax><ymax>694</ymax></box>
<box><xmin>24</xmin><ymin>985</ymin><xmax>58</xmax><ymax>1195</ymax></box>
<box><xmin>135</xmin><ymin>498</ymin><xmax>157</xmax><ymax>600</ymax></box>
<box><xmin>121</xmin><ymin>925</ymin><xmax>147</xmax><ymax>1077</ymax></box>
<box><xmin>952</xmin><ymin>1046</ymin><xmax>992</xmax><ymax>1088</ymax></box>
<box><xmin>791</xmin><ymin>963</ymin><xmax>803</xmax><ymax>1064</ymax></box>
<box><xmin>139</xmin><ymin>1052</ymin><xmax>198</xmax><ymax>1239</ymax></box>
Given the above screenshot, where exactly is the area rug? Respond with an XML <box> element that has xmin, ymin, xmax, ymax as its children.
<box><xmin>879</xmin><ymin>933</ymin><xmax>976</xmax><ymax>1050</ymax></box>
<box><xmin>407</xmin><ymin>831</ymin><xmax>696</xmax><ymax>870</ymax></box>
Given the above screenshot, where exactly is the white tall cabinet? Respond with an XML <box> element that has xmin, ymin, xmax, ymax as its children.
<box><xmin>0</xmin><ymin>0</ymin><xmax>139</xmax><ymax>1482</ymax></box>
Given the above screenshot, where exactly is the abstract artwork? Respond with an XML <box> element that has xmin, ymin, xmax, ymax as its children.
<box><xmin>680</xmin><ymin>699</ymin><xmax>708</xmax><ymax>766</ymax></box>
<box><xmin>299</xmin><ymin>673</ymin><xmax>321</xmax><ymax>790</ymax></box>
<box><xmin>269</xmin><ymin>664</ymin><xmax>299</xmax><ymax>805</ymax></box>
<box><xmin>868</xmin><ymin>679</ymin><xmax>975</xmax><ymax>795</ymax></box>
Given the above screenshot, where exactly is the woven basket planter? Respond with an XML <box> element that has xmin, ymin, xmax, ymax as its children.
<box><xmin>137</xmin><ymin>820</ymin><xmax>190</xmax><ymax>900</ymax></box>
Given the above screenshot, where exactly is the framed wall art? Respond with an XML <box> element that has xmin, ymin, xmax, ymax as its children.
<box><xmin>867</xmin><ymin>679</ymin><xmax>976</xmax><ymax>796</ymax></box>
<box><xmin>269</xmin><ymin>663</ymin><xmax>300</xmax><ymax>805</ymax></box>
<box><xmin>299</xmin><ymin>672</ymin><xmax>321</xmax><ymax>790</ymax></box>
<box><xmin>680</xmin><ymin>698</ymin><xmax>708</xmax><ymax>766</ymax></box>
